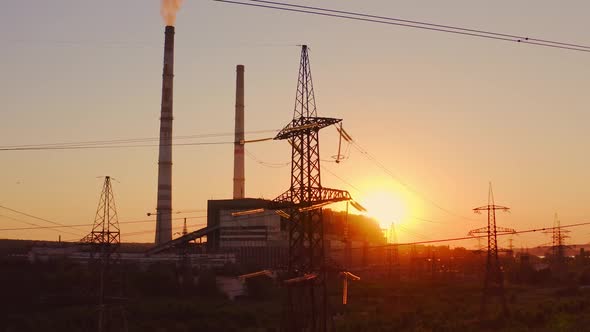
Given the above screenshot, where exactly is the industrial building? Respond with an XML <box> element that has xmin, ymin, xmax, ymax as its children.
<box><xmin>206</xmin><ymin>198</ymin><xmax>289</xmax><ymax>268</ymax></box>
<box><xmin>206</xmin><ymin>198</ymin><xmax>287</xmax><ymax>249</ymax></box>
<box><xmin>28</xmin><ymin>245</ymin><xmax>235</xmax><ymax>268</ymax></box>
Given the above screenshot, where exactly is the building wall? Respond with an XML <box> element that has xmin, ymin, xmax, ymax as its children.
<box><xmin>207</xmin><ymin>199</ymin><xmax>287</xmax><ymax>250</ymax></box>
<box><xmin>219</xmin><ymin>209</ymin><xmax>285</xmax><ymax>248</ymax></box>
<box><xmin>28</xmin><ymin>246</ymin><xmax>236</xmax><ymax>267</ymax></box>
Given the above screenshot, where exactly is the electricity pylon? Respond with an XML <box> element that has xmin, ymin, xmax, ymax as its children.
<box><xmin>82</xmin><ymin>176</ymin><xmax>121</xmax><ymax>248</ymax></box>
<box><xmin>508</xmin><ymin>238</ymin><xmax>514</xmax><ymax>256</ymax></box>
<box><xmin>271</xmin><ymin>45</ymin><xmax>355</xmax><ymax>332</ymax></box>
<box><xmin>544</xmin><ymin>213</ymin><xmax>570</xmax><ymax>271</ymax></box>
<box><xmin>81</xmin><ymin>176</ymin><xmax>126</xmax><ymax>332</ymax></box>
<box><xmin>472</xmin><ymin>183</ymin><xmax>511</xmax><ymax>319</ymax></box>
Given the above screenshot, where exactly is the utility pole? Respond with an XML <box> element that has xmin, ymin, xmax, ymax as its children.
<box><xmin>81</xmin><ymin>176</ymin><xmax>126</xmax><ymax>332</ymax></box>
<box><xmin>344</xmin><ymin>202</ymin><xmax>352</xmax><ymax>269</ymax></box>
<box><xmin>386</xmin><ymin>223</ymin><xmax>400</xmax><ymax>282</ymax></box>
<box><xmin>429</xmin><ymin>248</ymin><xmax>436</xmax><ymax>282</ymax></box>
<box><xmin>177</xmin><ymin>218</ymin><xmax>192</xmax><ymax>290</ymax></box>
<box><xmin>472</xmin><ymin>183</ymin><xmax>511</xmax><ymax>319</ymax></box>
<box><xmin>270</xmin><ymin>45</ymin><xmax>355</xmax><ymax>332</ymax></box>
<box><xmin>410</xmin><ymin>245</ymin><xmax>417</xmax><ymax>279</ymax></box>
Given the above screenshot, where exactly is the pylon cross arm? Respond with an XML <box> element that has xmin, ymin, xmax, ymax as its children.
<box><xmin>468</xmin><ymin>228</ymin><xmax>488</xmax><ymax>237</ymax></box>
<box><xmin>274</xmin><ymin>117</ymin><xmax>342</xmax><ymax>140</ymax></box>
<box><xmin>468</xmin><ymin>225</ymin><xmax>516</xmax><ymax>237</ymax></box>
<box><xmin>270</xmin><ymin>187</ymin><xmax>351</xmax><ymax>210</ymax></box>
<box><xmin>495</xmin><ymin>226</ymin><xmax>516</xmax><ymax>234</ymax></box>
<box><xmin>473</xmin><ymin>204</ymin><xmax>510</xmax><ymax>212</ymax></box>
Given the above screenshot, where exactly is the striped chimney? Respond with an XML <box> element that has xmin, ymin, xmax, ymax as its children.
<box><xmin>155</xmin><ymin>26</ymin><xmax>175</xmax><ymax>244</ymax></box>
<box><xmin>233</xmin><ymin>65</ymin><xmax>245</xmax><ymax>199</ymax></box>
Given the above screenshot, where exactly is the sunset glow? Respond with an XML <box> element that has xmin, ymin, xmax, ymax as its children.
<box><xmin>360</xmin><ymin>188</ymin><xmax>409</xmax><ymax>229</ymax></box>
<box><xmin>2</xmin><ymin>1</ymin><xmax>590</xmax><ymax>329</ymax></box>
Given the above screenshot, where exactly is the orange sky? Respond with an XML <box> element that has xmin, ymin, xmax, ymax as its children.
<box><xmin>1</xmin><ymin>1</ymin><xmax>589</xmax><ymax>248</ymax></box>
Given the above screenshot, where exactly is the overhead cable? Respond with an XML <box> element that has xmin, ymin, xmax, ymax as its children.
<box><xmin>333</xmin><ymin>221</ymin><xmax>590</xmax><ymax>251</ymax></box>
<box><xmin>214</xmin><ymin>0</ymin><xmax>590</xmax><ymax>53</ymax></box>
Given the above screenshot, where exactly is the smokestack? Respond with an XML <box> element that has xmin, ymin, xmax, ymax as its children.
<box><xmin>233</xmin><ymin>65</ymin><xmax>245</xmax><ymax>199</ymax></box>
<box><xmin>155</xmin><ymin>26</ymin><xmax>175</xmax><ymax>245</ymax></box>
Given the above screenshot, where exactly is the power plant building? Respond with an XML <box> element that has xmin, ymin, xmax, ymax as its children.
<box><xmin>205</xmin><ymin>199</ymin><xmax>288</xmax><ymax>268</ymax></box>
<box><xmin>206</xmin><ymin>199</ymin><xmax>287</xmax><ymax>250</ymax></box>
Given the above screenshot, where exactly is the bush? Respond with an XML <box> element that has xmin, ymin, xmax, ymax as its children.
<box><xmin>195</xmin><ymin>269</ymin><xmax>220</xmax><ymax>297</ymax></box>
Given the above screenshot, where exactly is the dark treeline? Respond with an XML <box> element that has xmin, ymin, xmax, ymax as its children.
<box><xmin>3</xmin><ymin>246</ymin><xmax>590</xmax><ymax>331</ymax></box>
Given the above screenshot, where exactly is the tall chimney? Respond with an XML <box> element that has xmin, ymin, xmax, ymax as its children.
<box><xmin>155</xmin><ymin>26</ymin><xmax>175</xmax><ymax>244</ymax></box>
<box><xmin>233</xmin><ymin>65</ymin><xmax>245</xmax><ymax>199</ymax></box>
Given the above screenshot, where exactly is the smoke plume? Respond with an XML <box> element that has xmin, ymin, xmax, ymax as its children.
<box><xmin>161</xmin><ymin>0</ymin><xmax>183</xmax><ymax>26</ymax></box>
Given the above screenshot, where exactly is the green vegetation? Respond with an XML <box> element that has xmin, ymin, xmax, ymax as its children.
<box><xmin>331</xmin><ymin>278</ymin><xmax>590</xmax><ymax>332</ymax></box>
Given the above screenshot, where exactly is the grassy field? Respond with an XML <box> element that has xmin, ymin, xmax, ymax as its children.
<box><xmin>331</xmin><ymin>278</ymin><xmax>590</xmax><ymax>331</ymax></box>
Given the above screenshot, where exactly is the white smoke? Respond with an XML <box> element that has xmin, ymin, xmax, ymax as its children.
<box><xmin>161</xmin><ymin>0</ymin><xmax>183</xmax><ymax>26</ymax></box>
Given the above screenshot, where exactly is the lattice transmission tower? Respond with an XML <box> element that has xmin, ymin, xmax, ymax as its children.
<box><xmin>81</xmin><ymin>176</ymin><xmax>126</xmax><ymax>332</ymax></box>
<box><xmin>82</xmin><ymin>176</ymin><xmax>121</xmax><ymax>248</ymax></box>
<box><xmin>544</xmin><ymin>213</ymin><xmax>570</xmax><ymax>268</ymax></box>
<box><xmin>471</xmin><ymin>183</ymin><xmax>512</xmax><ymax>319</ymax></box>
<box><xmin>271</xmin><ymin>45</ymin><xmax>354</xmax><ymax>332</ymax></box>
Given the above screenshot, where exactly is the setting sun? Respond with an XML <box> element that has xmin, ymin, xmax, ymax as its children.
<box><xmin>360</xmin><ymin>189</ymin><xmax>409</xmax><ymax>229</ymax></box>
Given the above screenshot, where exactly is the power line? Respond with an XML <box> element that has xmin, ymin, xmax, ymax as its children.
<box><xmin>0</xmin><ymin>205</ymin><xmax>87</xmax><ymax>235</ymax></box>
<box><xmin>248</xmin><ymin>148</ymin><xmax>456</xmax><ymax>226</ymax></box>
<box><xmin>0</xmin><ymin>213</ymin><xmax>82</xmax><ymax>237</ymax></box>
<box><xmin>119</xmin><ymin>210</ymin><xmax>284</xmax><ymax>239</ymax></box>
<box><xmin>321</xmin><ymin>165</ymin><xmax>363</xmax><ymax>194</ymax></box>
<box><xmin>214</xmin><ymin>0</ymin><xmax>590</xmax><ymax>53</ymax></box>
<box><xmin>61</xmin><ymin>222</ymin><xmax>208</xmax><ymax>241</ymax></box>
<box><xmin>245</xmin><ymin>148</ymin><xmax>290</xmax><ymax>168</ymax></box>
<box><xmin>2</xmin><ymin>206</ymin><xmax>291</xmax><ymax>237</ymax></box>
<box><xmin>333</xmin><ymin>221</ymin><xmax>590</xmax><ymax>251</ymax></box>
<box><xmin>0</xmin><ymin>129</ymin><xmax>278</xmax><ymax>149</ymax></box>
<box><xmin>6</xmin><ymin>39</ymin><xmax>298</xmax><ymax>50</ymax></box>
<box><xmin>0</xmin><ymin>214</ymin><xmax>42</xmax><ymax>228</ymax></box>
<box><xmin>411</xmin><ymin>216</ymin><xmax>446</xmax><ymax>225</ymax></box>
<box><xmin>0</xmin><ymin>136</ymin><xmax>280</xmax><ymax>151</ymax></box>
<box><xmin>345</xmin><ymin>135</ymin><xmax>478</xmax><ymax>222</ymax></box>
<box><xmin>397</xmin><ymin>224</ymin><xmax>432</xmax><ymax>241</ymax></box>
<box><xmin>324</xmin><ymin>162</ymin><xmax>450</xmax><ymax>225</ymax></box>
<box><xmin>124</xmin><ymin>223</ymin><xmax>207</xmax><ymax>237</ymax></box>
<box><xmin>0</xmin><ymin>141</ymin><xmax>234</xmax><ymax>151</ymax></box>
<box><xmin>246</xmin><ymin>0</ymin><xmax>590</xmax><ymax>50</ymax></box>
<box><xmin>0</xmin><ymin>129</ymin><xmax>280</xmax><ymax>151</ymax></box>
<box><xmin>0</xmin><ymin>215</ymin><xmax>207</xmax><ymax>232</ymax></box>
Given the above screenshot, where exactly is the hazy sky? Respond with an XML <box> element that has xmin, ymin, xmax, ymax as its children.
<box><xmin>1</xmin><ymin>0</ymin><xmax>589</xmax><ymax>248</ymax></box>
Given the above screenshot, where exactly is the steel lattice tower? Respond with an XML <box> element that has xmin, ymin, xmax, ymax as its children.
<box><xmin>552</xmin><ymin>213</ymin><xmax>569</xmax><ymax>262</ymax></box>
<box><xmin>544</xmin><ymin>213</ymin><xmax>570</xmax><ymax>268</ymax></box>
<box><xmin>82</xmin><ymin>176</ymin><xmax>121</xmax><ymax>249</ymax></box>
<box><xmin>472</xmin><ymin>183</ymin><xmax>511</xmax><ymax>319</ymax></box>
<box><xmin>81</xmin><ymin>176</ymin><xmax>126</xmax><ymax>332</ymax></box>
<box><xmin>272</xmin><ymin>45</ymin><xmax>351</xmax><ymax>332</ymax></box>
